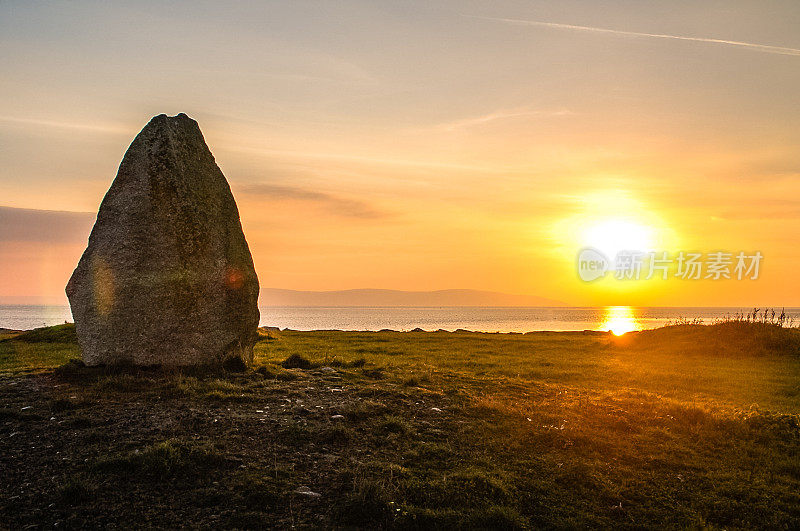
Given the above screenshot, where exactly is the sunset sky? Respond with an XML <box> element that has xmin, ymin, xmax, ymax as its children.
<box><xmin>1</xmin><ymin>1</ymin><xmax>799</xmax><ymax>306</ymax></box>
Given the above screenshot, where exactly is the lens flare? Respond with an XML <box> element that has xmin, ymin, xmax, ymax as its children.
<box><xmin>91</xmin><ymin>257</ymin><xmax>115</xmax><ymax>317</ymax></box>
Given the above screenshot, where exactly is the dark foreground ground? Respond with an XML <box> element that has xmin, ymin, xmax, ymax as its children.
<box><xmin>1</xmin><ymin>323</ymin><xmax>799</xmax><ymax>529</ymax></box>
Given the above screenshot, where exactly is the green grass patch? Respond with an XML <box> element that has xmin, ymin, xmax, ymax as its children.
<box><xmin>1</xmin><ymin>322</ymin><xmax>799</xmax><ymax>528</ymax></box>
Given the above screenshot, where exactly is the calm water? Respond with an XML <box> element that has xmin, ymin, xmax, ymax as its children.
<box><xmin>2</xmin><ymin>305</ymin><xmax>798</xmax><ymax>334</ymax></box>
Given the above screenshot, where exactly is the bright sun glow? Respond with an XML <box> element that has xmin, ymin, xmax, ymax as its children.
<box><xmin>583</xmin><ymin>219</ymin><xmax>654</xmax><ymax>259</ymax></box>
<box><xmin>599</xmin><ymin>306</ymin><xmax>639</xmax><ymax>335</ymax></box>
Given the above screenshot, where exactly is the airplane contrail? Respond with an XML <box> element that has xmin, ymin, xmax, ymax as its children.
<box><xmin>468</xmin><ymin>15</ymin><xmax>800</xmax><ymax>57</ymax></box>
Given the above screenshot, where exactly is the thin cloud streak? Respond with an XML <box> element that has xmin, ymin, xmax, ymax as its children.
<box><xmin>469</xmin><ymin>16</ymin><xmax>800</xmax><ymax>57</ymax></box>
<box><xmin>224</xmin><ymin>144</ymin><xmax>516</xmax><ymax>174</ymax></box>
<box><xmin>0</xmin><ymin>206</ymin><xmax>94</xmax><ymax>243</ymax></box>
<box><xmin>436</xmin><ymin>108</ymin><xmax>573</xmax><ymax>132</ymax></box>
<box><xmin>0</xmin><ymin>115</ymin><xmax>130</xmax><ymax>134</ymax></box>
<box><xmin>237</xmin><ymin>183</ymin><xmax>388</xmax><ymax>220</ymax></box>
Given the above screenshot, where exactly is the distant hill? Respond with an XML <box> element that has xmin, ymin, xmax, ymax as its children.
<box><xmin>259</xmin><ymin>288</ymin><xmax>566</xmax><ymax>307</ymax></box>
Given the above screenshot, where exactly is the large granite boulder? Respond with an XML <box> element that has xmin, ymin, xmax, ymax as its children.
<box><xmin>66</xmin><ymin>113</ymin><xmax>260</xmax><ymax>366</ymax></box>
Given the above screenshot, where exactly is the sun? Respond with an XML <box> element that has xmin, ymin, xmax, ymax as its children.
<box><xmin>583</xmin><ymin>219</ymin><xmax>654</xmax><ymax>259</ymax></box>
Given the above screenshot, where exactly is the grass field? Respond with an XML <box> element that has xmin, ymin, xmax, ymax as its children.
<box><xmin>1</xmin><ymin>323</ymin><xmax>799</xmax><ymax>528</ymax></box>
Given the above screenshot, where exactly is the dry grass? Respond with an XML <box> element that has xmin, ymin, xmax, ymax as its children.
<box><xmin>0</xmin><ymin>322</ymin><xmax>798</xmax><ymax>527</ymax></box>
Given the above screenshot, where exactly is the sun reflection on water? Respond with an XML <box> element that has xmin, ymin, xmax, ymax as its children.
<box><xmin>599</xmin><ymin>306</ymin><xmax>639</xmax><ymax>335</ymax></box>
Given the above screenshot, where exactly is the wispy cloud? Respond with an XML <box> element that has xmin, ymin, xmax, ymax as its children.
<box><xmin>436</xmin><ymin>108</ymin><xmax>573</xmax><ymax>132</ymax></box>
<box><xmin>468</xmin><ymin>16</ymin><xmax>800</xmax><ymax>57</ymax></box>
<box><xmin>0</xmin><ymin>206</ymin><xmax>94</xmax><ymax>244</ymax></box>
<box><xmin>224</xmin><ymin>144</ymin><xmax>512</xmax><ymax>174</ymax></box>
<box><xmin>0</xmin><ymin>115</ymin><xmax>130</xmax><ymax>134</ymax></box>
<box><xmin>237</xmin><ymin>183</ymin><xmax>387</xmax><ymax>219</ymax></box>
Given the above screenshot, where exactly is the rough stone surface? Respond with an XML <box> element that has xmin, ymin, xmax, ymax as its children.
<box><xmin>66</xmin><ymin>113</ymin><xmax>259</xmax><ymax>366</ymax></box>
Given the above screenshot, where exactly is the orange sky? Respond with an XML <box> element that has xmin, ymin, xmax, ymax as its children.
<box><xmin>1</xmin><ymin>1</ymin><xmax>799</xmax><ymax>306</ymax></box>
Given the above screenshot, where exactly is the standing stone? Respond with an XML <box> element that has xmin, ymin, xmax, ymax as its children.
<box><xmin>66</xmin><ymin>113</ymin><xmax>260</xmax><ymax>366</ymax></box>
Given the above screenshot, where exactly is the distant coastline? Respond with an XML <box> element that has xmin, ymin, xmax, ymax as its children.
<box><xmin>258</xmin><ymin>288</ymin><xmax>567</xmax><ymax>307</ymax></box>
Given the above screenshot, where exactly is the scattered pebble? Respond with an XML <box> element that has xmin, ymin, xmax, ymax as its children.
<box><xmin>294</xmin><ymin>486</ymin><xmax>322</xmax><ymax>498</ymax></box>
<box><xmin>331</xmin><ymin>415</ymin><xmax>344</xmax><ymax>420</ymax></box>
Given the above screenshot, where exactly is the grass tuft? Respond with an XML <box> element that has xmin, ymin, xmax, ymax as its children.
<box><xmin>328</xmin><ymin>357</ymin><xmax>367</xmax><ymax>368</ymax></box>
<box><xmin>281</xmin><ymin>353</ymin><xmax>313</xmax><ymax>369</ymax></box>
<box><xmin>222</xmin><ymin>355</ymin><xmax>248</xmax><ymax>372</ymax></box>
<box><xmin>362</xmin><ymin>367</ymin><xmax>386</xmax><ymax>379</ymax></box>
<box><xmin>93</xmin><ymin>439</ymin><xmax>225</xmax><ymax>479</ymax></box>
<box><xmin>334</xmin><ymin>475</ymin><xmax>393</xmax><ymax>527</ymax></box>
<box><xmin>56</xmin><ymin>477</ymin><xmax>92</xmax><ymax>506</ymax></box>
<box><xmin>340</xmin><ymin>400</ymin><xmax>390</xmax><ymax>421</ymax></box>
<box><xmin>378</xmin><ymin>414</ymin><xmax>412</xmax><ymax>435</ymax></box>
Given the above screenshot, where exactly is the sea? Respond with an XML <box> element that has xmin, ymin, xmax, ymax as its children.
<box><xmin>2</xmin><ymin>305</ymin><xmax>798</xmax><ymax>334</ymax></box>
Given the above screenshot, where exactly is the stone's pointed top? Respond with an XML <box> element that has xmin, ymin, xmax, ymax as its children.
<box><xmin>140</xmin><ymin>113</ymin><xmax>200</xmax><ymax>136</ymax></box>
<box><xmin>137</xmin><ymin>113</ymin><xmax>205</xmax><ymax>142</ymax></box>
<box><xmin>166</xmin><ymin>112</ymin><xmax>195</xmax><ymax>124</ymax></box>
<box><xmin>153</xmin><ymin>112</ymin><xmax>193</xmax><ymax>121</ymax></box>
<box><xmin>130</xmin><ymin>113</ymin><xmax>209</xmax><ymax>168</ymax></box>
